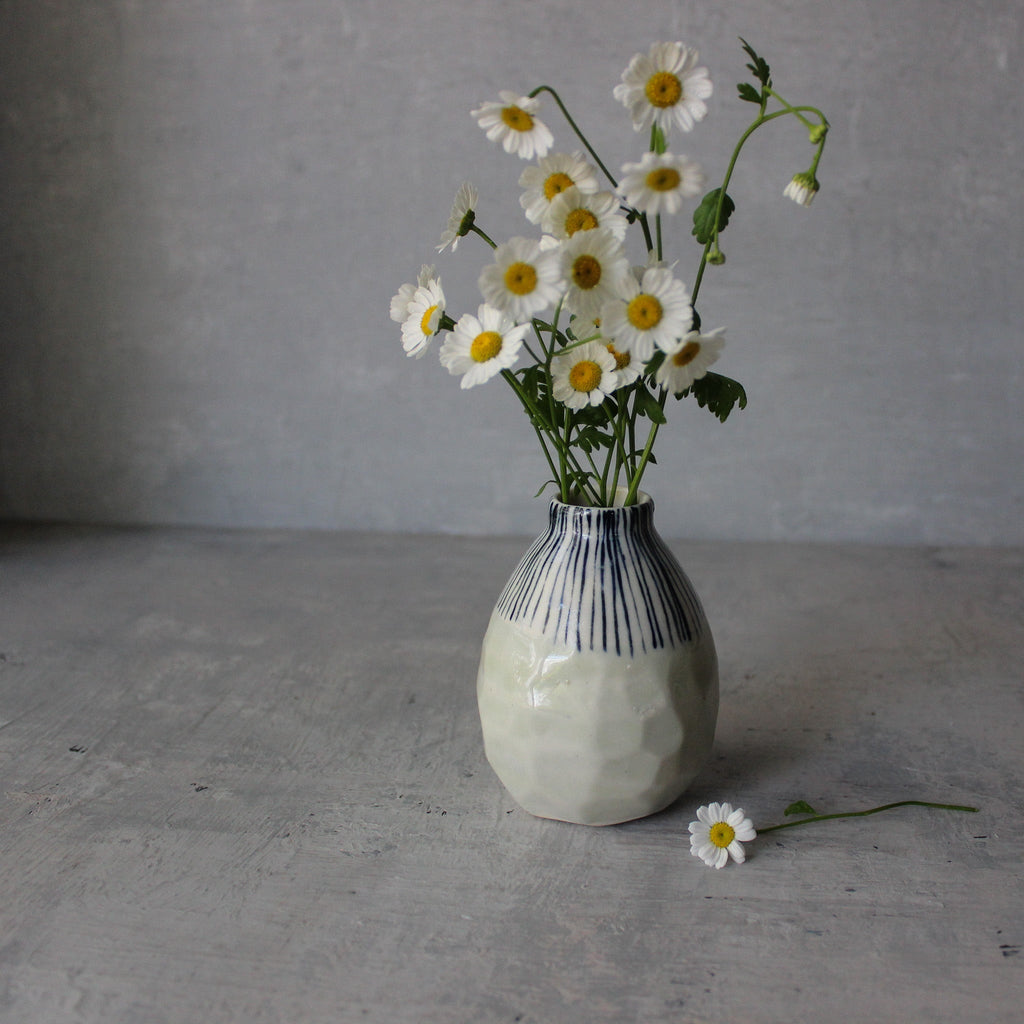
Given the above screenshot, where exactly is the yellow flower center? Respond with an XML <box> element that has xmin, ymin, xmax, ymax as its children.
<box><xmin>419</xmin><ymin>304</ymin><xmax>439</xmax><ymax>336</ymax></box>
<box><xmin>501</xmin><ymin>105</ymin><xmax>534</xmax><ymax>132</ymax></box>
<box><xmin>626</xmin><ymin>293</ymin><xmax>663</xmax><ymax>330</ymax></box>
<box><xmin>568</xmin><ymin>360</ymin><xmax>602</xmax><ymax>393</ymax></box>
<box><xmin>504</xmin><ymin>261</ymin><xmax>538</xmax><ymax>295</ymax></box>
<box><xmin>572</xmin><ymin>255</ymin><xmax>602</xmax><ymax>290</ymax></box>
<box><xmin>543</xmin><ymin>171</ymin><xmax>575</xmax><ymax>200</ymax></box>
<box><xmin>673</xmin><ymin>340</ymin><xmax>701</xmax><ymax>366</ymax></box>
<box><xmin>470</xmin><ymin>330</ymin><xmax>503</xmax><ymax>363</ymax></box>
<box><xmin>709</xmin><ymin>822</ymin><xmax>736</xmax><ymax>849</ymax></box>
<box><xmin>607</xmin><ymin>343</ymin><xmax>631</xmax><ymax>370</ymax></box>
<box><xmin>645</xmin><ymin>71</ymin><xmax>683</xmax><ymax>109</ymax></box>
<box><xmin>564</xmin><ymin>208</ymin><xmax>599</xmax><ymax>235</ymax></box>
<box><xmin>646</xmin><ymin>167</ymin><xmax>682</xmax><ymax>192</ymax></box>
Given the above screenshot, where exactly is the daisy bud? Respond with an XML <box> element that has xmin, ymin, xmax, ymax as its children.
<box><xmin>783</xmin><ymin>172</ymin><xmax>820</xmax><ymax>208</ymax></box>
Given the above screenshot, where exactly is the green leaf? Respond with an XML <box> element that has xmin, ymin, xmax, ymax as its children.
<box><xmin>651</xmin><ymin>125</ymin><xmax>668</xmax><ymax>155</ymax></box>
<box><xmin>683</xmin><ymin>372</ymin><xmax>748</xmax><ymax>422</ymax></box>
<box><xmin>533</xmin><ymin>479</ymin><xmax>558</xmax><ymax>499</ymax></box>
<box><xmin>692</xmin><ymin>189</ymin><xmax>736</xmax><ymax>246</ymax></box>
<box><xmin>634</xmin><ymin>386</ymin><xmax>667</xmax><ymax>425</ymax></box>
<box><xmin>740</xmin><ymin>37</ymin><xmax>771</xmax><ymax>87</ymax></box>
<box><xmin>784</xmin><ymin>800</ymin><xmax>818</xmax><ymax>816</ymax></box>
<box><xmin>737</xmin><ymin>82</ymin><xmax>762</xmax><ymax>104</ymax></box>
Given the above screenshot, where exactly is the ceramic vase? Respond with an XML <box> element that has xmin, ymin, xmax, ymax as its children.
<box><xmin>476</xmin><ymin>492</ymin><xmax>718</xmax><ymax>826</ymax></box>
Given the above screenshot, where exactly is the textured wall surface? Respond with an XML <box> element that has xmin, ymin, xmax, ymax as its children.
<box><xmin>2</xmin><ymin>0</ymin><xmax>1022</xmax><ymax>542</ymax></box>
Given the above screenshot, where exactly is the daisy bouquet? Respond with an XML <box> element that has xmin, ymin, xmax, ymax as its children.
<box><xmin>390</xmin><ymin>40</ymin><xmax>829</xmax><ymax>507</ymax></box>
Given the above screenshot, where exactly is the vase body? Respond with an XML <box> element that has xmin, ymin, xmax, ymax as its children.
<box><xmin>476</xmin><ymin>493</ymin><xmax>718</xmax><ymax>826</ymax></box>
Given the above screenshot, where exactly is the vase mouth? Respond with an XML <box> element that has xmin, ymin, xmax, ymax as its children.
<box><xmin>554</xmin><ymin>487</ymin><xmax>653</xmax><ymax>511</ymax></box>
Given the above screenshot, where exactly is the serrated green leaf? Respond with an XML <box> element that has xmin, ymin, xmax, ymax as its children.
<box><xmin>692</xmin><ymin>189</ymin><xmax>736</xmax><ymax>246</ymax></box>
<box><xmin>784</xmin><ymin>800</ymin><xmax>818</xmax><ymax>816</ymax></box>
<box><xmin>684</xmin><ymin>372</ymin><xmax>748</xmax><ymax>422</ymax></box>
<box><xmin>737</xmin><ymin>82</ymin><xmax>761</xmax><ymax>104</ymax></box>
<box><xmin>634</xmin><ymin>386</ymin><xmax>667</xmax><ymax>424</ymax></box>
<box><xmin>739</xmin><ymin>37</ymin><xmax>771</xmax><ymax>87</ymax></box>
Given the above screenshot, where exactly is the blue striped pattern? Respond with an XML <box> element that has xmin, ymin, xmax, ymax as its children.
<box><xmin>494</xmin><ymin>499</ymin><xmax>708</xmax><ymax>656</ymax></box>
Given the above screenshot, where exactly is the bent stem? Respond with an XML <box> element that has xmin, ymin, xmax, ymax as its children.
<box><xmin>528</xmin><ymin>85</ymin><xmax>619</xmax><ymax>189</ymax></box>
<box><xmin>757</xmin><ymin>800</ymin><xmax>980</xmax><ymax>836</ymax></box>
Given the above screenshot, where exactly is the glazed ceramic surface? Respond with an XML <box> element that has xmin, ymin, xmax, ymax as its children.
<box><xmin>477</xmin><ymin>493</ymin><xmax>718</xmax><ymax>826</ymax></box>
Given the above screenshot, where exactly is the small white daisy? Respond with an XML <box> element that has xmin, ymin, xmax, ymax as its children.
<box><xmin>390</xmin><ymin>265</ymin><xmax>438</xmax><ymax>323</ymax></box>
<box><xmin>472</xmin><ymin>91</ymin><xmax>553</xmax><ymax>160</ymax></box>
<box><xmin>614</xmin><ymin>42</ymin><xmax>713</xmax><ymax>136</ymax></box>
<box><xmin>400</xmin><ymin>278</ymin><xmax>445</xmax><ymax>359</ymax></box>
<box><xmin>558</xmin><ymin>228</ymin><xmax>632</xmax><ymax>320</ymax></box>
<box><xmin>478</xmin><ymin>236</ymin><xmax>564</xmax><ymax>320</ymax></box>
<box><xmin>543</xmin><ymin>188</ymin><xmax>628</xmax><ymax>242</ymax></box>
<box><xmin>551</xmin><ymin>340</ymin><xmax>620</xmax><ymax>410</ymax></box>
<box><xmin>618</xmin><ymin>151</ymin><xmax>705</xmax><ymax>217</ymax></box>
<box><xmin>689</xmin><ymin>802</ymin><xmax>756</xmax><ymax>868</ymax></box>
<box><xmin>600</xmin><ymin>266</ymin><xmax>693</xmax><ymax>361</ymax></box>
<box><xmin>439</xmin><ymin>304</ymin><xmax>529</xmax><ymax>389</ymax></box>
<box><xmin>655</xmin><ymin>327</ymin><xmax>725</xmax><ymax>394</ymax></box>
<box><xmin>436</xmin><ymin>182</ymin><xmax>479</xmax><ymax>253</ymax></box>
<box><xmin>784</xmin><ymin>172</ymin><xmax>820</xmax><ymax>208</ymax></box>
<box><xmin>519</xmin><ymin>151</ymin><xmax>600</xmax><ymax>226</ymax></box>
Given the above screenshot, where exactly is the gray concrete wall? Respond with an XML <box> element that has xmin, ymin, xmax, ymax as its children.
<box><xmin>2</xmin><ymin>0</ymin><xmax>1021</xmax><ymax>543</ymax></box>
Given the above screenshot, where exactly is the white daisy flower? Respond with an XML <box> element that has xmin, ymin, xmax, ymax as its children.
<box><xmin>472</xmin><ymin>91</ymin><xmax>553</xmax><ymax>160</ymax></box>
<box><xmin>618</xmin><ymin>151</ymin><xmax>705</xmax><ymax>217</ymax></box>
<box><xmin>519</xmin><ymin>151</ymin><xmax>600</xmax><ymax>226</ymax></box>
<box><xmin>614</xmin><ymin>42</ymin><xmax>713</xmax><ymax>136</ymax></box>
<box><xmin>689</xmin><ymin>802</ymin><xmax>756</xmax><ymax>869</ymax></box>
<box><xmin>543</xmin><ymin>188</ymin><xmax>628</xmax><ymax>242</ymax></box>
<box><xmin>558</xmin><ymin>228</ymin><xmax>632</xmax><ymax>320</ymax></box>
<box><xmin>390</xmin><ymin>265</ymin><xmax>438</xmax><ymax>323</ymax></box>
<box><xmin>439</xmin><ymin>304</ymin><xmax>529</xmax><ymax>389</ymax></box>
<box><xmin>655</xmin><ymin>327</ymin><xmax>725</xmax><ymax>394</ymax></box>
<box><xmin>400</xmin><ymin>278</ymin><xmax>445</xmax><ymax>359</ymax></box>
<box><xmin>478</xmin><ymin>236</ymin><xmax>564</xmax><ymax>320</ymax></box>
<box><xmin>551</xmin><ymin>340</ymin><xmax>620</xmax><ymax>410</ymax></box>
<box><xmin>436</xmin><ymin>182</ymin><xmax>479</xmax><ymax>253</ymax></box>
<box><xmin>600</xmin><ymin>266</ymin><xmax>693</xmax><ymax>361</ymax></box>
<box><xmin>784</xmin><ymin>172</ymin><xmax>820</xmax><ymax>208</ymax></box>
<box><xmin>606</xmin><ymin>339</ymin><xmax>643</xmax><ymax>386</ymax></box>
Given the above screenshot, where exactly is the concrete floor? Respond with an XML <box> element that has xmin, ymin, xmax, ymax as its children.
<box><xmin>0</xmin><ymin>524</ymin><xmax>1021</xmax><ymax>1023</ymax></box>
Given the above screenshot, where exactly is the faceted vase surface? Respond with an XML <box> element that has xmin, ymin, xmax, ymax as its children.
<box><xmin>476</xmin><ymin>493</ymin><xmax>719</xmax><ymax>826</ymax></box>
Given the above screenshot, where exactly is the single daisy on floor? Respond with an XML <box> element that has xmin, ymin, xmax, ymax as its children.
<box><xmin>389</xmin><ymin>265</ymin><xmax>439</xmax><ymax>324</ymax></box>
<box><xmin>439</xmin><ymin>305</ymin><xmax>529</xmax><ymax>389</ymax></box>
<box><xmin>614</xmin><ymin>41</ymin><xmax>713</xmax><ymax>136</ymax></box>
<box><xmin>600</xmin><ymin>265</ymin><xmax>693</xmax><ymax>361</ymax></box>
<box><xmin>618</xmin><ymin>151</ymin><xmax>705</xmax><ymax>217</ymax></box>
<box><xmin>478</xmin><ymin>236</ymin><xmax>564</xmax><ymax>321</ymax></box>
<box><xmin>519</xmin><ymin>151</ymin><xmax>601</xmax><ymax>225</ymax></box>
<box><xmin>551</xmin><ymin>340</ymin><xmax>621</xmax><ymax>410</ymax></box>
<box><xmin>472</xmin><ymin>91</ymin><xmax>553</xmax><ymax>160</ymax></box>
<box><xmin>654</xmin><ymin>327</ymin><xmax>725</xmax><ymax>394</ymax></box>
<box><xmin>436</xmin><ymin>182</ymin><xmax>479</xmax><ymax>253</ymax></box>
<box><xmin>543</xmin><ymin>187</ymin><xmax>628</xmax><ymax>242</ymax></box>
<box><xmin>558</xmin><ymin>228</ymin><xmax>632</xmax><ymax>321</ymax></box>
<box><xmin>399</xmin><ymin>278</ymin><xmax>446</xmax><ymax>359</ymax></box>
<box><xmin>689</xmin><ymin>802</ymin><xmax>757</xmax><ymax>868</ymax></box>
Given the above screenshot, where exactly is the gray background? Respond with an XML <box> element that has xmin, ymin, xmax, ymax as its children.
<box><xmin>2</xmin><ymin>0</ymin><xmax>1021</xmax><ymax>543</ymax></box>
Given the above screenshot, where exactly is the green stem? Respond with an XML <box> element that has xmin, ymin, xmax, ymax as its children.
<box><xmin>757</xmin><ymin>800</ymin><xmax>979</xmax><ymax>836</ymax></box>
<box><xmin>469</xmin><ymin>223</ymin><xmax>498</xmax><ymax>249</ymax></box>
<box><xmin>528</xmin><ymin>85</ymin><xmax>619</xmax><ymax>188</ymax></box>
<box><xmin>622</xmin><ymin>387</ymin><xmax>668</xmax><ymax>506</ymax></box>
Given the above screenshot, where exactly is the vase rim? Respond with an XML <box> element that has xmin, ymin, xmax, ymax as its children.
<box><xmin>552</xmin><ymin>487</ymin><xmax>653</xmax><ymax>512</ymax></box>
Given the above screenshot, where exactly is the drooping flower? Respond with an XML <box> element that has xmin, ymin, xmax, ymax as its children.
<box><xmin>400</xmin><ymin>278</ymin><xmax>446</xmax><ymax>359</ymax></box>
<box><xmin>689</xmin><ymin>802</ymin><xmax>756</xmax><ymax>868</ymax></box>
<box><xmin>551</xmin><ymin>340</ymin><xmax>620</xmax><ymax>410</ymax></box>
<box><xmin>558</xmin><ymin>228</ymin><xmax>632</xmax><ymax>320</ymax></box>
<box><xmin>784</xmin><ymin>171</ymin><xmax>820</xmax><ymax>207</ymax></box>
<box><xmin>614</xmin><ymin>42</ymin><xmax>713</xmax><ymax>135</ymax></box>
<box><xmin>519</xmin><ymin>152</ymin><xmax>601</xmax><ymax>226</ymax></box>
<box><xmin>390</xmin><ymin>265</ymin><xmax>439</xmax><ymax>323</ymax></box>
<box><xmin>472</xmin><ymin>91</ymin><xmax>554</xmax><ymax>160</ymax></box>
<box><xmin>543</xmin><ymin>188</ymin><xmax>628</xmax><ymax>242</ymax></box>
<box><xmin>439</xmin><ymin>304</ymin><xmax>529</xmax><ymax>389</ymax></box>
<box><xmin>600</xmin><ymin>266</ymin><xmax>693</xmax><ymax>361</ymax></box>
<box><xmin>436</xmin><ymin>182</ymin><xmax>479</xmax><ymax>253</ymax></box>
<box><xmin>655</xmin><ymin>327</ymin><xmax>725</xmax><ymax>394</ymax></box>
<box><xmin>478</xmin><ymin>236</ymin><xmax>564</xmax><ymax>320</ymax></box>
<box><xmin>618</xmin><ymin>151</ymin><xmax>705</xmax><ymax>216</ymax></box>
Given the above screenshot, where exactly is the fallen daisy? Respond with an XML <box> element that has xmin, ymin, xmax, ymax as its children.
<box><xmin>689</xmin><ymin>802</ymin><xmax>756</xmax><ymax>868</ymax></box>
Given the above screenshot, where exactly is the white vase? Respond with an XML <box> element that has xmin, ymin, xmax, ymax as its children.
<box><xmin>476</xmin><ymin>492</ymin><xmax>718</xmax><ymax>826</ymax></box>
